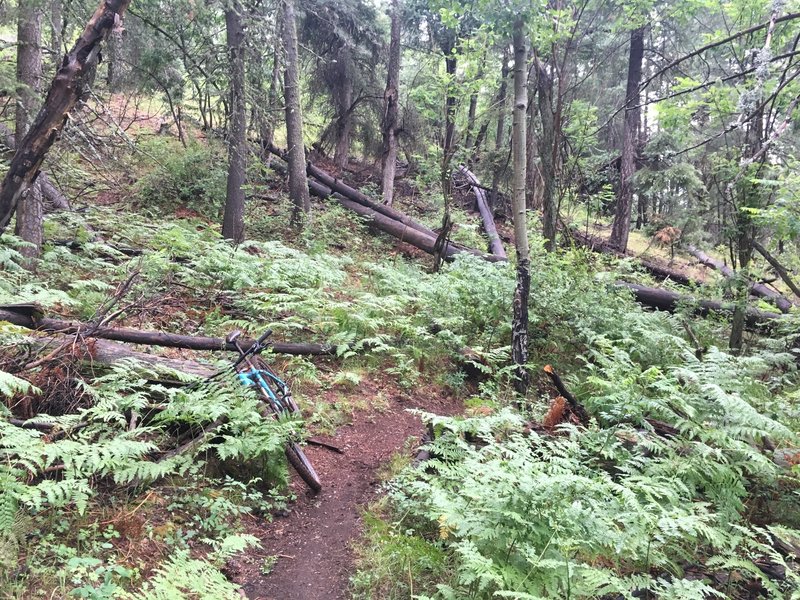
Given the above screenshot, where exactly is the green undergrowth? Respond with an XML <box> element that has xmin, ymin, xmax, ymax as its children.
<box><xmin>350</xmin><ymin>268</ymin><xmax>800</xmax><ymax>598</ymax></box>
<box><xmin>3</xmin><ymin>199</ymin><xmax>800</xmax><ymax>597</ymax></box>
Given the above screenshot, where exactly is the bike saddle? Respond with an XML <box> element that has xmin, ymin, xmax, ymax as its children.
<box><xmin>227</xmin><ymin>330</ymin><xmax>242</xmax><ymax>343</ymax></box>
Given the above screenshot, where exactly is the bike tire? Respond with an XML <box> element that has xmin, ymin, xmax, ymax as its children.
<box><xmin>285</xmin><ymin>442</ymin><xmax>322</xmax><ymax>493</ymax></box>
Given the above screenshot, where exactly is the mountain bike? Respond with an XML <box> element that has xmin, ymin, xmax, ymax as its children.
<box><xmin>227</xmin><ymin>329</ymin><xmax>322</xmax><ymax>493</ymax></box>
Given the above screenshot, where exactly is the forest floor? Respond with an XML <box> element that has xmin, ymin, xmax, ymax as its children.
<box><xmin>228</xmin><ymin>380</ymin><xmax>462</xmax><ymax>599</ymax></box>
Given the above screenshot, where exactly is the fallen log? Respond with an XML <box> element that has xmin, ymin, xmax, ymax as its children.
<box><xmin>456</xmin><ymin>165</ymin><xmax>507</xmax><ymax>259</ymax></box>
<box><xmin>618</xmin><ymin>282</ymin><xmax>783</xmax><ymax>329</ymax></box>
<box><xmin>19</xmin><ymin>335</ymin><xmax>217</xmax><ymax>378</ymax></box>
<box><xmin>335</xmin><ymin>196</ymin><xmax>506</xmax><ymax>263</ymax></box>
<box><xmin>0</xmin><ymin>306</ymin><xmax>336</xmax><ymax>356</ymax></box>
<box><xmin>268</xmin><ymin>143</ymin><xmax>440</xmax><ymax>239</ymax></box>
<box><xmin>570</xmin><ymin>229</ymin><xmax>697</xmax><ymax>286</ymax></box>
<box><xmin>686</xmin><ymin>245</ymin><xmax>794</xmax><ymax>313</ymax></box>
<box><xmin>266</xmin><ymin>152</ymin><xmax>505</xmax><ymax>263</ymax></box>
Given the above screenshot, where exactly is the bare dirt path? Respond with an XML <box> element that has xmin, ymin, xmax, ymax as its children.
<box><xmin>232</xmin><ymin>383</ymin><xmax>461</xmax><ymax>600</ymax></box>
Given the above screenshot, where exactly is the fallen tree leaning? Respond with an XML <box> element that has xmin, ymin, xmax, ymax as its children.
<box><xmin>456</xmin><ymin>165</ymin><xmax>507</xmax><ymax>259</ymax></box>
<box><xmin>687</xmin><ymin>244</ymin><xmax>794</xmax><ymax>313</ymax></box>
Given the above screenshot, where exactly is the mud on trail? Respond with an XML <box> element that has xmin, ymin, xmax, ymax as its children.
<box><xmin>231</xmin><ymin>382</ymin><xmax>462</xmax><ymax>600</ymax></box>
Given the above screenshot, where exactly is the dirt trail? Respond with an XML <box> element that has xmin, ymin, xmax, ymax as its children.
<box><xmin>232</xmin><ymin>385</ymin><xmax>460</xmax><ymax>600</ymax></box>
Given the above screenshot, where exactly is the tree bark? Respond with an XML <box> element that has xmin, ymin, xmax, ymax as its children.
<box><xmin>14</xmin><ymin>3</ymin><xmax>44</xmax><ymax>261</ymax></box>
<box><xmin>525</xmin><ymin>55</ymin><xmax>541</xmax><ymax>210</ymax></box>
<box><xmin>536</xmin><ymin>57</ymin><xmax>557</xmax><ymax>251</ymax></box>
<box><xmin>511</xmin><ymin>20</ymin><xmax>530</xmax><ymax>395</ymax></box>
<box><xmin>457</xmin><ymin>165</ymin><xmax>506</xmax><ymax>258</ymax></box>
<box><xmin>0</xmin><ymin>0</ymin><xmax>131</xmax><ymax>235</ymax></box>
<box><xmin>28</xmin><ymin>336</ymin><xmax>218</xmax><ymax>378</ymax></box>
<box><xmin>260</xmin><ymin>46</ymin><xmax>282</xmax><ymax>164</ymax></box>
<box><xmin>381</xmin><ymin>0</ymin><xmax>402</xmax><ymax>206</ymax></box>
<box><xmin>610</xmin><ymin>26</ymin><xmax>645</xmax><ymax>252</ymax></box>
<box><xmin>334</xmin><ymin>195</ymin><xmax>504</xmax><ymax>263</ymax></box>
<box><xmin>0</xmin><ymin>123</ymin><xmax>69</xmax><ymax>211</ymax></box>
<box><xmin>281</xmin><ymin>0</ymin><xmax>311</xmax><ymax>224</ymax></box>
<box><xmin>222</xmin><ymin>0</ymin><xmax>247</xmax><ymax>243</ymax></box>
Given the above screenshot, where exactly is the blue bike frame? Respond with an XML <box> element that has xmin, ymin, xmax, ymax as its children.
<box><xmin>237</xmin><ymin>368</ymin><xmax>291</xmax><ymax>411</ymax></box>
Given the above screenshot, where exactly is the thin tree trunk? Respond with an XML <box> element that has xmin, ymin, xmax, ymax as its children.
<box><xmin>332</xmin><ymin>48</ymin><xmax>353</xmax><ymax>169</ymax></box>
<box><xmin>687</xmin><ymin>244</ymin><xmax>793</xmax><ymax>312</ymax></box>
<box><xmin>436</xmin><ymin>50</ymin><xmax>457</xmax><ymax>269</ymax></box>
<box><xmin>511</xmin><ymin>20</ymin><xmax>530</xmax><ymax>396</ymax></box>
<box><xmin>381</xmin><ymin>0</ymin><xmax>401</xmax><ymax>206</ymax></box>
<box><xmin>464</xmin><ymin>51</ymin><xmax>485</xmax><ymax>149</ymax></box>
<box><xmin>0</xmin><ymin>307</ymin><xmax>336</xmax><ymax>356</ymax></box>
<box><xmin>536</xmin><ymin>57</ymin><xmax>557</xmax><ymax>251</ymax></box>
<box><xmin>489</xmin><ymin>50</ymin><xmax>510</xmax><ymax>207</ymax></box>
<box><xmin>222</xmin><ymin>0</ymin><xmax>247</xmax><ymax>243</ymax></box>
<box><xmin>259</xmin><ymin>46</ymin><xmax>281</xmax><ymax>164</ymax></box>
<box><xmin>620</xmin><ymin>283</ymin><xmax>781</xmax><ymax>329</ymax></box>
<box><xmin>609</xmin><ymin>26</ymin><xmax>645</xmax><ymax>252</ymax></box>
<box><xmin>0</xmin><ymin>0</ymin><xmax>130</xmax><ymax>235</ymax></box>
<box><xmin>49</xmin><ymin>0</ymin><xmax>64</xmax><ymax>66</ymax></box>
<box><xmin>281</xmin><ymin>0</ymin><xmax>311</xmax><ymax>224</ymax></box>
<box><xmin>525</xmin><ymin>53</ymin><xmax>540</xmax><ymax>210</ymax></box>
<box><xmin>14</xmin><ymin>2</ymin><xmax>44</xmax><ymax>261</ymax></box>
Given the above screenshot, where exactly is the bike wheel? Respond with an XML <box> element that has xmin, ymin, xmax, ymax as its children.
<box><xmin>285</xmin><ymin>442</ymin><xmax>322</xmax><ymax>493</ymax></box>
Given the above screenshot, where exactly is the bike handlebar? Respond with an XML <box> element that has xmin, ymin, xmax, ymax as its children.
<box><xmin>257</xmin><ymin>329</ymin><xmax>273</xmax><ymax>345</ymax></box>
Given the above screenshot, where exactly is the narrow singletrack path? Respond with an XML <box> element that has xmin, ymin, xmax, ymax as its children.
<box><xmin>232</xmin><ymin>384</ymin><xmax>461</xmax><ymax>600</ymax></box>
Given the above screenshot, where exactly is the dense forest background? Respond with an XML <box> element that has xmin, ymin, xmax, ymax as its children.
<box><xmin>2</xmin><ymin>0</ymin><xmax>800</xmax><ymax>597</ymax></box>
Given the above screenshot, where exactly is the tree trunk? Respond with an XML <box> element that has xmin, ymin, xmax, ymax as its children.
<box><xmin>282</xmin><ymin>0</ymin><xmax>311</xmax><ymax>224</ymax></box>
<box><xmin>511</xmin><ymin>20</ymin><xmax>530</xmax><ymax>396</ymax></box>
<box><xmin>381</xmin><ymin>0</ymin><xmax>401</xmax><ymax>206</ymax></box>
<box><xmin>488</xmin><ymin>50</ymin><xmax>510</xmax><ymax>208</ymax></box>
<box><xmin>609</xmin><ymin>26</ymin><xmax>645</xmax><ymax>252</ymax></box>
<box><xmin>259</xmin><ymin>46</ymin><xmax>282</xmax><ymax>163</ymax></box>
<box><xmin>332</xmin><ymin>48</ymin><xmax>354</xmax><ymax>170</ymax></box>
<box><xmin>464</xmin><ymin>51</ymin><xmax>485</xmax><ymax>149</ymax></box>
<box><xmin>525</xmin><ymin>56</ymin><xmax>541</xmax><ymax>210</ymax></box>
<box><xmin>14</xmin><ymin>3</ymin><xmax>44</xmax><ymax>261</ymax></box>
<box><xmin>49</xmin><ymin>0</ymin><xmax>64</xmax><ymax>66</ymax></box>
<box><xmin>494</xmin><ymin>51</ymin><xmax>509</xmax><ymax>153</ymax></box>
<box><xmin>268</xmin><ymin>148</ymin><xmax>506</xmax><ymax>263</ymax></box>
<box><xmin>0</xmin><ymin>0</ymin><xmax>131</xmax><ymax>235</ymax></box>
<box><xmin>536</xmin><ymin>57</ymin><xmax>557</xmax><ymax>251</ymax></box>
<box><xmin>222</xmin><ymin>0</ymin><xmax>247</xmax><ymax>243</ymax></box>
<box><xmin>0</xmin><ymin>123</ymin><xmax>68</xmax><ymax>211</ymax></box>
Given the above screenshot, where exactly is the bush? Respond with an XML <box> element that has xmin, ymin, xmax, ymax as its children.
<box><xmin>136</xmin><ymin>139</ymin><xmax>226</xmax><ymax>218</ymax></box>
